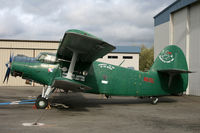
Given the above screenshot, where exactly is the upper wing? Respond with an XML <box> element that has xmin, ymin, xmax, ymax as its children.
<box><xmin>56</xmin><ymin>29</ymin><xmax>115</xmax><ymax>63</ymax></box>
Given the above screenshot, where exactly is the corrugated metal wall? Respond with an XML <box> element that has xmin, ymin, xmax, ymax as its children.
<box><xmin>0</xmin><ymin>40</ymin><xmax>59</xmax><ymax>86</ymax></box>
<box><xmin>173</xmin><ymin>8</ymin><xmax>187</xmax><ymax>54</ymax></box>
<box><xmin>189</xmin><ymin>3</ymin><xmax>200</xmax><ymax>95</ymax></box>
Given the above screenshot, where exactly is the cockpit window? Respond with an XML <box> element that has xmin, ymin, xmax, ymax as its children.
<box><xmin>36</xmin><ymin>53</ymin><xmax>57</xmax><ymax>63</ymax></box>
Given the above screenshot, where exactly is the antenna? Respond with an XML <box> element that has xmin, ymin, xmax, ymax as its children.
<box><xmin>119</xmin><ymin>60</ymin><xmax>125</xmax><ymax>66</ymax></box>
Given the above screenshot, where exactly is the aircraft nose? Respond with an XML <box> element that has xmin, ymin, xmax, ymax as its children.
<box><xmin>11</xmin><ymin>55</ymin><xmax>37</xmax><ymax>77</ymax></box>
<box><xmin>10</xmin><ymin>55</ymin><xmax>27</xmax><ymax>76</ymax></box>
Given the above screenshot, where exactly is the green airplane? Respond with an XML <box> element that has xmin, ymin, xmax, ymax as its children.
<box><xmin>3</xmin><ymin>29</ymin><xmax>191</xmax><ymax>109</ymax></box>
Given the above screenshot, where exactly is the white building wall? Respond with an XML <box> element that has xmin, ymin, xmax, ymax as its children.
<box><xmin>189</xmin><ymin>2</ymin><xmax>200</xmax><ymax>95</ymax></box>
<box><xmin>173</xmin><ymin>8</ymin><xmax>187</xmax><ymax>53</ymax></box>
<box><xmin>154</xmin><ymin>22</ymin><xmax>170</xmax><ymax>58</ymax></box>
<box><xmin>0</xmin><ymin>41</ymin><xmax>59</xmax><ymax>50</ymax></box>
<box><xmin>97</xmin><ymin>53</ymin><xmax>139</xmax><ymax>70</ymax></box>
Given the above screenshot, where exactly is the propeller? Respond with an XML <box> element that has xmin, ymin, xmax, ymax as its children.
<box><xmin>3</xmin><ymin>53</ymin><xmax>14</xmax><ymax>83</ymax></box>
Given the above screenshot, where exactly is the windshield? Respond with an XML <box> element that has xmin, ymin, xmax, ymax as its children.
<box><xmin>36</xmin><ymin>53</ymin><xmax>56</xmax><ymax>63</ymax></box>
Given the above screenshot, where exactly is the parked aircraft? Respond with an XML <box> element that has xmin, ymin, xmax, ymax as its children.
<box><xmin>3</xmin><ymin>29</ymin><xmax>191</xmax><ymax>109</ymax></box>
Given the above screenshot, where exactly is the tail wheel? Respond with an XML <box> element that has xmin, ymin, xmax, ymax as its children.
<box><xmin>105</xmin><ymin>94</ymin><xmax>111</xmax><ymax>99</ymax></box>
<box><xmin>152</xmin><ymin>97</ymin><xmax>159</xmax><ymax>105</ymax></box>
<box><xmin>35</xmin><ymin>97</ymin><xmax>48</xmax><ymax>109</ymax></box>
<box><xmin>151</xmin><ymin>97</ymin><xmax>159</xmax><ymax>105</ymax></box>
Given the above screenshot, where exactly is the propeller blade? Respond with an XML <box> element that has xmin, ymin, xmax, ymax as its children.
<box><xmin>3</xmin><ymin>53</ymin><xmax>14</xmax><ymax>83</ymax></box>
<box><xmin>10</xmin><ymin>53</ymin><xmax>14</xmax><ymax>63</ymax></box>
<box><xmin>5</xmin><ymin>63</ymin><xmax>9</xmax><ymax>68</ymax></box>
<box><xmin>3</xmin><ymin>68</ymin><xmax>10</xmax><ymax>83</ymax></box>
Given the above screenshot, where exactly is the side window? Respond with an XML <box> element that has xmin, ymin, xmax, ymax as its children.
<box><xmin>37</xmin><ymin>54</ymin><xmax>46</xmax><ymax>62</ymax></box>
<box><xmin>37</xmin><ymin>53</ymin><xmax>56</xmax><ymax>64</ymax></box>
<box><xmin>108</xmin><ymin>56</ymin><xmax>118</xmax><ymax>59</ymax></box>
<box><xmin>123</xmin><ymin>56</ymin><xmax>133</xmax><ymax>59</ymax></box>
<box><xmin>44</xmin><ymin>55</ymin><xmax>56</xmax><ymax>63</ymax></box>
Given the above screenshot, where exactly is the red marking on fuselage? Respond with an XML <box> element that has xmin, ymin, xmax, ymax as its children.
<box><xmin>144</xmin><ymin>77</ymin><xmax>148</xmax><ymax>82</ymax></box>
<box><xmin>144</xmin><ymin>77</ymin><xmax>154</xmax><ymax>83</ymax></box>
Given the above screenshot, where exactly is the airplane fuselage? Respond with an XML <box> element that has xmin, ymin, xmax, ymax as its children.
<box><xmin>84</xmin><ymin>61</ymin><xmax>187</xmax><ymax>96</ymax></box>
<box><xmin>11</xmin><ymin>55</ymin><xmax>187</xmax><ymax>97</ymax></box>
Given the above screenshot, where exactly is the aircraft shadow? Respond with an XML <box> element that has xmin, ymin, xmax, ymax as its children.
<box><xmin>50</xmin><ymin>92</ymin><xmax>177</xmax><ymax>111</ymax></box>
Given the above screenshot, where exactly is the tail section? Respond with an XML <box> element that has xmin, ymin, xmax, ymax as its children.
<box><xmin>151</xmin><ymin>45</ymin><xmax>188</xmax><ymax>71</ymax></box>
<box><xmin>151</xmin><ymin>45</ymin><xmax>191</xmax><ymax>94</ymax></box>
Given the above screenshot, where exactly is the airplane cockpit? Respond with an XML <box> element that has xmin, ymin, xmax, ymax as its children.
<box><xmin>36</xmin><ymin>52</ymin><xmax>57</xmax><ymax>64</ymax></box>
<box><xmin>36</xmin><ymin>52</ymin><xmax>87</xmax><ymax>81</ymax></box>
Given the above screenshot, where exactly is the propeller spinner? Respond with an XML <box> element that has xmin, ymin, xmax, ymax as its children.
<box><xmin>3</xmin><ymin>53</ymin><xmax>14</xmax><ymax>83</ymax></box>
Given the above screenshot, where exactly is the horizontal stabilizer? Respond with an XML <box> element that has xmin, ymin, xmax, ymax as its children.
<box><xmin>158</xmin><ymin>69</ymin><xmax>192</xmax><ymax>89</ymax></box>
<box><xmin>158</xmin><ymin>69</ymin><xmax>192</xmax><ymax>74</ymax></box>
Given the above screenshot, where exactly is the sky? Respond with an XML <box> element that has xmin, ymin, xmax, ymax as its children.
<box><xmin>0</xmin><ymin>0</ymin><xmax>175</xmax><ymax>47</ymax></box>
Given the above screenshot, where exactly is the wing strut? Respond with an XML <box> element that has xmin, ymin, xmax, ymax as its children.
<box><xmin>66</xmin><ymin>51</ymin><xmax>78</xmax><ymax>79</ymax></box>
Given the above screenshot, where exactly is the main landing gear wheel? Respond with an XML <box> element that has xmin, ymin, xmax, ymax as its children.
<box><xmin>151</xmin><ymin>97</ymin><xmax>159</xmax><ymax>105</ymax></box>
<box><xmin>105</xmin><ymin>94</ymin><xmax>111</xmax><ymax>99</ymax></box>
<box><xmin>35</xmin><ymin>97</ymin><xmax>48</xmax><ymax>109</ymax></box>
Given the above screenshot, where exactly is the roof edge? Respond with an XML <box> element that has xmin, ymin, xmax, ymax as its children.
<box><xmin>111</xmin><ymin>52</ymin><xmax>140</xmax><ymax>54</ymax></box>
<box><xmin>0</xmin><ymin>39</ymin><xmax>60</xmax><ymax>43</ymax></box>
<box><xmin>154</xmin><ymin>0</ymin><xmax>179</xmax><ymax>18</ymax></box>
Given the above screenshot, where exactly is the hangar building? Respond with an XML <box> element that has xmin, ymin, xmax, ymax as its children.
<box><xmin>154</xmin><ymin>0</ymin><xmax>200</xmax><ymax>95</ymax></box>
<box><xmin>0</xmin><ymin>39</ymin><xmax>140</xmax><ymax>86</ymax></box>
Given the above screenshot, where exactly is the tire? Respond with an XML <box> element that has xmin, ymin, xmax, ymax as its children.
<box><xmin>35</xmin><ymin>97</ymin><xmax>48</xmax><ymax>109</ymax></box>
<box><xmin>105</xmin><ymin>94</ymin><xmax>110</xmax><ymax>99</ymax></box>
<box><xmin>151</xmin><ymin>97</ymin><xmax>158</xmax><ymax>105</ymax></box>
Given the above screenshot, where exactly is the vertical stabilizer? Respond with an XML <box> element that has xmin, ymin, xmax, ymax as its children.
<box><xmin>151</xmin><ymin>45</ymin><xmax>188</xmax><ymax>71</ymax></box>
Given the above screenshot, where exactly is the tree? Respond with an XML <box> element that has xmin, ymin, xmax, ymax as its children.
<box><xmin>139</xmin><ymin>45</ymin><xmax>154</xmax><ymax>71</ymax></box>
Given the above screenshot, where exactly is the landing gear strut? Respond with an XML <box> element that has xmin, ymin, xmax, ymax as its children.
<box><xmin>35</xmin><ymin>86</ymin><xmax>54</xmax><ymax>109</ymax></box>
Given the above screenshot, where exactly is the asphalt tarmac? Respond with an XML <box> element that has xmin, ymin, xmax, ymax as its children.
<box><xmin>0</xmin><ymin>86</ymin><xmax>200</xmax><ymax>133</ymax></box>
